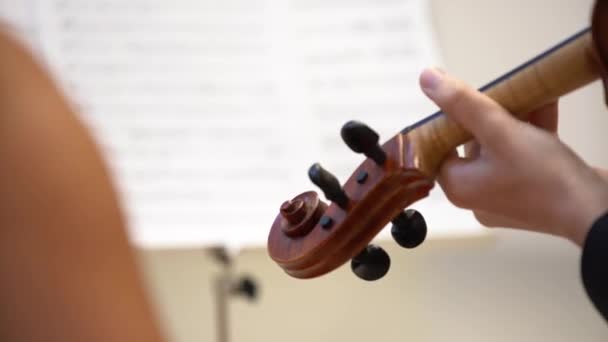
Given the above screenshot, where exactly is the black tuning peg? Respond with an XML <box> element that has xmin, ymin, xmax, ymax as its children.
<box><xmin>340</xmin><ymin>120</ymin><xmax>387</xmax><ymax>166</ymax></box>
<box><xmin>391</xmin><ymin>209</ymin><xmax>427</xmax><ymax>249</ymax></box>
<box><xmin>231</xmin><ymin>275</ymin><xmax>258</xmax><ymax>301</ymax></box>
<box><xmin>351</xmin><ymin>244</ymin><xmax>390</xmax><ymax>281</ymax></box>
<box><xmin>308</xmin><ymin>163</ymin><xmax>349</xmax><ymax>209</ymax></box>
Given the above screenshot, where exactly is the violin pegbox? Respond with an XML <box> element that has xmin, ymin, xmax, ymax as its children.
<box><xmin>268</xmin><ymin>121</ymin><xmax>434</xmax><ymax>281</ymax></box>
<box><xmin>270</xmin><ymin>2</ymin><xmax>608</xmax><ymax>281</ymax></box>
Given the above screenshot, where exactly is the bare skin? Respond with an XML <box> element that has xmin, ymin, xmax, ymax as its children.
<box><xmin>419</xmin><ymin>67</ymin><xmax>608</xmax><ymax>247</ymax></box>
<box><xmin>0</xmin><ymin>29</ymin><xmax>165</xmax><ymax>341</ymax></box>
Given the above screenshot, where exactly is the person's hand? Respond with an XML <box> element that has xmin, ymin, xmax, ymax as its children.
<box><xmin>463</xmin><ymin>107</ymin><xmax>608</xmax><ymax>232</ymax></box>
<box><xmin>458</xmin><ymin>100</ymin><xmax>560</xmax><ymax>232</ymax></box>
<box><xmin>419</xmin><ymin>67</ymin><xmax>608</xmax><ymax>246</ymax></box>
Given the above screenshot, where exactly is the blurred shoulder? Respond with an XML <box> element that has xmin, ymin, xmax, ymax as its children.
<box><xmin>0</xmin><ymin>21</ymin><xmax>32</xmax><ymax>52</ymax></box>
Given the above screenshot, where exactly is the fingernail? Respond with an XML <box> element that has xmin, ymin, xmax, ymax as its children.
<box><xmin>420</xmin><ymin>68</ymin><xmax>443</xmax><ymax>92</ymax></box>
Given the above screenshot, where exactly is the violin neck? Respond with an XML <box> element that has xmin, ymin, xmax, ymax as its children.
<box><xmin>408</xmin><ymin>27</ymin><xmax>600</xmax><ymax>177</ymax></box>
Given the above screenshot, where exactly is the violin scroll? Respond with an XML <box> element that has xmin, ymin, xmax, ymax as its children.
<box><xmin>268</xmin><ymin>122</ymin><xmax>435</xmax><ymax>280</ymax></box>
<box><xmin>268</xmin><ymin>1</ymin><xmax>608</xmax><ymax>281</ymax></box>
<box><xmin>278</xmin><ymin>191</ymin><xmax>327</xmax><ymax>238</ymax></box>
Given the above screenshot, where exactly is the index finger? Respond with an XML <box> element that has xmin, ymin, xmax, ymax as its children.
<box><xmin>419</xmin><ymin>68</ymin><xmax>520</xmax><ymax>148</ymax></box>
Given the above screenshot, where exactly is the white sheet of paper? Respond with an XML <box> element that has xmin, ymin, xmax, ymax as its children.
<box><xmin>0</xmin><ymin>0</ymin><xmax>481</xmax><ymax>249</ymax></box>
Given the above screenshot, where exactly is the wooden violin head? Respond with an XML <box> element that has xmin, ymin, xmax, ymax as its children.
<box><xmin>269</xmin><ymin>1</ymin><xmax>608</xmax><ymax>280</ymax></box>
<box><xmin>267</xmin><ymin>130</ymin><xmax>434</xmax><ymax>279</ymax></box>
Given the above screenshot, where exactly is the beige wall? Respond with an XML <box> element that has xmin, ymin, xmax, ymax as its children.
<box><xmin>138</xmin><ymin>1</ymin><xmax>608</xmax><ymax>341</ymax></box>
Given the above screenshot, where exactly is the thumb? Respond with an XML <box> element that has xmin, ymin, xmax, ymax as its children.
<box><xmin>419</xmin><ymin>68</ymin><xmax>519</xmax><ymax>148</ymax></box>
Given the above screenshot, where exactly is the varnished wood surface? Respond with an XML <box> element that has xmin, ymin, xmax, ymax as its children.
<box><xmin>268</xmin><ymin>135</ymin><xmax>434</xmax><ymax>278</ymax></box>
<box><xmin>268</xmin><ymin>5</ymin><xmax>608</xmax><ymax>279</ymax></box>
<box><xmin>412</xmin><ymin>31</ymin><xmax>600</xmax><ymax>177</ymax></box>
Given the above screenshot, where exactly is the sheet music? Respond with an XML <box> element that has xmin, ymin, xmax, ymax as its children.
<box><xmin>0</xmin><ymin>0</ymin><xmax>481</xmax><ymax>249</ymax></box>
